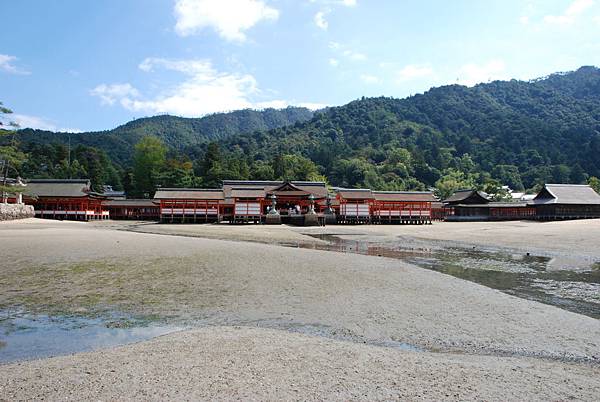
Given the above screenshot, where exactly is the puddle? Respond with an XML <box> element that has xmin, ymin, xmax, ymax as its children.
<box><xmin>281</xmin><ymin>234</ymin><xmax>600</xmax><ymax>320</ymax></box>
<box><xmin>0</xmin><ymin>311</ymin><xmax>182</xmax><ymax>364</ymax></box>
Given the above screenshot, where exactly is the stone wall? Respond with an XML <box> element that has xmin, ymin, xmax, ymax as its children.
<box><xmin>0</xmin><ymin>203</ymin><xmax>35</xmax><ymax>221</ymax></box>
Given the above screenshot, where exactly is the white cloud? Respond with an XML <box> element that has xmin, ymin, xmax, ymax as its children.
<box><xmin>328</xmin><ymin>58</ymin><xmax>339</xmax><ymax>67</ymax></box>
<box><xmin>256</xmin><ymin>100</ymin><xmax>327</xmax><ymax>110</ymax></box>
<box><xmin>594</xmin><ymin>15</ymin><xmax>600</xmax><ymax>23</ymax></box>
<box><xmin>343</xmin><ymin>49</ymin><xmax>367</xmax><ymax>61</ymax></box>
<box><xmin>0</xmin><ymin>54</ymin><xmax>30</xmax><ymax>75</ymax></box>
<box><xmin>92</xmin><ymin>57</ymin><xmax>322</xmax><ymax>117</ymax></box>
<box><xmin>123</xmin><ymin>58</ymin><xmax>258</xmax><ymax>116</ymax></box>
<box><xmin>90</xmin><ymin>83</ymin><xmax>140</xmax><ymax>106</ymax></box>
<box><xmin>360</xmin><ymin>74</ymin><xmax>380</xmax><ymax>84</ymax></box>
<box><xmin>543</xmin><ymin>0</ymin><xmax>594</xmax><ymax>25</ymax></box>
<box><xmin>457</xmin><ymin>60</ymin><xmax>507</xmax><ymax>86</ymax></box>
<box><xmin>519</xmin><ymin>15</ymin><xmax>530</xmax><ymax>25</ymax></box>
<box><xmin>308</xmin><ymin>0</ymin><xmax>357</xmax><ymax>6</ymax></box>
<box><xmin>11</xmin><ymin>114</ymin><xmax>81</xmax><ymax>132</ymax></box>
<box><xmin>396</xmin><ymin>64</ymin><xmax>434</xmax><ymax>82</ymax></box>
<box><xmin>297</xmin><ymin>102</ymin><xmax>328</xmax><ymax>110</ymax></box>
<box><xmin>328</xmin><ymin>42</ymin><xmax>367</xmax><ymax>61</ymax></box>
<box><xmin>314</xmin><ymin>10</ymin><xmax>329</xmax><ymax>30</ymax></box>
<box><xmin>174</xmin><ymin>0</ymin><xmax>279</xmax><ymax>41</ymax></box>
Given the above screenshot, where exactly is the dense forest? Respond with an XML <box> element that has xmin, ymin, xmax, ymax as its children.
<box><xmin>5</xmin><ymin>66</ymin><xmax>600</xmax><ymax>198</ymax></box>
<box><xmin>14</xmin><ymin>107</ymin><xmax>314</xmax><ymax>166</ymax></box>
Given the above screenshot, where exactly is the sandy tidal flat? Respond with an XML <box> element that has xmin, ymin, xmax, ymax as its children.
<box><xmin>2</xmin><ymin>326</ymin><xmax>600</xmax><ymax>401</ymax></box>
<box><xmin>1</xmin><ymin>219</ymin><xmax>600</xmax><ymax>400</ymax></box>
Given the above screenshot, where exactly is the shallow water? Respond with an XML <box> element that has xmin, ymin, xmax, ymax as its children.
<box><xmin>0</xmin><ymin>310</ymin><xmax>182</xmax><ymax>364</ymax></box>
<box><xmin>288</xmin><ymin>234</ymin><xmax>600</xmax><ymax>319</ymax></box>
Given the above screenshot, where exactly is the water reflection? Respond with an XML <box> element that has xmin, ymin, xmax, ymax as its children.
<box><xmin>289</xmin><ymin>234</ymin><xmax>600</xmax><ymax>319</ymax></box>
<box><xmin>0</xmin><ymin>311</ymin><xmax>182</xmax><ymax>364</ymax></box>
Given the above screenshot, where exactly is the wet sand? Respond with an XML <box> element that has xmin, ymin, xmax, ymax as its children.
<box><xmin>2</xmin><ymin>326</ymin><xmax>600</xmax><ymax>401</ymax></box>
<box><xmin>121</xmin><ymin>219</ymin><xmax>600</xmax><ymax>259</ymax></box>
<box><xmin>1</xmin><ymin>219</ymin><xmax>600</xmax><ymax>400</ymax></box>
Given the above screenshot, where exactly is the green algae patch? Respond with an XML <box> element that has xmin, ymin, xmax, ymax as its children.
<box><xmin>0</xmin><ymin>255</ymin><xmax>235</xmax><ymax>323</ymax></box>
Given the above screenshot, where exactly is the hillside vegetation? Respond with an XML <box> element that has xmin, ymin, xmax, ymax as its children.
<box><xmin>15</xmin><ymin>107</ymin><xmax>314</xmax><ymax>166</ymax></box>
<box><xmin>8</xmin><ymin>66</ymin><xmax>600</xmax><ymax>197</ymax></box>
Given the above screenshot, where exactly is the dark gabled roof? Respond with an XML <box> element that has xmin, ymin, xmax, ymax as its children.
<box><xmin>105</xmin><ymin>199</ymin><xmax>159</xmax><ymax>207</ymax></box>
<box><xmin>153</xmin><ymin>188</ymin><xmax>224</xmax><ymax>200</ymax></box>
<box><xmin>372</xmin><ymin>191</ymin><xmax>437</xmax><ymax>202</ymax></box>
<box><xmin>223</xmin><ymin>180</ymin><xmax>328</xmax><ymax>199</ymax></box>
<box><xmin>443</xmin><ymin>189</ymin><xmax>490</xmax><ymax>204</ymax></box>
<box><xmin>230</xmin><ymin>188</ymin><xmax>266</xmax><ymax>198</ymax></box>
<box><xmin>25</xmin><ymin>179</ymin><xmax>93</xmax><ymax>198</ymax></box>
<box><xmin>336</xmin><ymin>188</ymin><xmax>374</xmax><ymax>200</ymax></box>
<box><xmin>454</xmin><ymin>202</ymin><xmax>531</xmax><ymax>208</ymax></box>
<box><xmin>266</xmin><ymin>181</ymin><xmax>328</xmax><ymax>198</ymax></box>
<box><xmin>533</xmin><ymin>184</ymin><xmax>600</xmax><ymax>205</ymax></box>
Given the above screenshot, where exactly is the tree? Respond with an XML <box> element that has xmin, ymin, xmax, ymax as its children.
<box><xmin>483</xmin><ymin>180</ymin><xmax>511</xmax><ymax>202</ymax></box>
<box><xmin>588</xmin><ymin>176</ymin><xmax>600</xmax><ymax>194</ymax></box>
<box><xmin>132</xmin><ymin>136</ymin><xmax>166</xmax><ymax>198</ymax></box>
<box><xmin>0</xmin><ymin>102</ymin><xmax>26</xmax><ymax>201</ymax></box>
<box><xmin>434</xmin><ymin>169</ymin><xmax>476</xmax><ymax>200</ymax></box>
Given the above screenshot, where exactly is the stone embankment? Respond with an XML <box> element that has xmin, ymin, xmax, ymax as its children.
<box><xmin>0</xmin><ymin>203</ymin><xmax>35</xmax><ymax>221</ymax></box>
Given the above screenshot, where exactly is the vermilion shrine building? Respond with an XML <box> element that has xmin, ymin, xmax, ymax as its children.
<box><xmin>18</xmin><ymin>178</ymin><xmax>600</xmax><ymax>224</ymax></box>
<box><xmin>25</xmin><ymin>179</ymin><xmax>109</xmax><ymax>221</ymax></box>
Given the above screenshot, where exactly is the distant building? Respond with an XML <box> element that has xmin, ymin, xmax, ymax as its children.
<box><xmin>102</xmin><ymin>185</ymin><xmax>126</xmax><ymax>200</ymax></box>
<box><xmin>153</xmin><ymin>181</ymin><xmax>436</xmax><ymax>225</ymax></box>
<box><xmin>104</xmin><ymin>199</ymin><xmax>159</xmax><ymax>220</ymax></box>
<box><xmin>444</xmin><ymin>184</ymin><xmax>600</xmax><ymax>221</ymax></box>
<box><xmin>24</xmin><ymin>179</ymin><xmax>109</xmax><ymax>221</ymax></box>
<box><xmin>532</xmin><ymin>184</ymin><xmax>600</xmax><ymax>220</ymax></box>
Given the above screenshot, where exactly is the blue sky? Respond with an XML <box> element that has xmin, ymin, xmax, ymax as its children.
<box><xmin>1</xmin><ymin>0</ymin><xmax>600</xmax><ymax>132</ymax></box>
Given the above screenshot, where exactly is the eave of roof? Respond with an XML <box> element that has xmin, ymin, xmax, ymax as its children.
<box><xmin>372</xmin><ymin>191</ymin><xmax>437</xmax><ymax>202</ymax></box>
<box><xmin>154</xmin><ymin>188</ymin><xmax>224</xmax><ymax>200</ymax></box>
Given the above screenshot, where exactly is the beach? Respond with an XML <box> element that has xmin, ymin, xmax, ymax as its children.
<box><xmin>1</xmin><ymin>218</ymin><xmax>599</xmax><ymax>400</ymax></box>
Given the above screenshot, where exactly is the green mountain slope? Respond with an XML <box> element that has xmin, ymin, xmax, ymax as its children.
<box><xmin>10</xmin><ymin>66</ymin><xmax>600</xmax><ymax>194</ymax></box>
<box><xmin>15</xmin><ymin>107</ymin><xmax>314</xmax><ymax>166</ymax></box>
<box><xmin>220</xmin><ymin>66</ymin><xmax>600</xmax><ymax>190</ymax></box>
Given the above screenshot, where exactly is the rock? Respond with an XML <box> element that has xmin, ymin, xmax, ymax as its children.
<box><xmin>0</xmin><ymin>203</ymin><xmax>35</xmax><ymax>221</ymax></box>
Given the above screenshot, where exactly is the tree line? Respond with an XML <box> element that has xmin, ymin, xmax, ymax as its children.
<box><xmin>4</xmin><ymin>66</ymin><xmax>600</xmax><ymax>199</ymax></box>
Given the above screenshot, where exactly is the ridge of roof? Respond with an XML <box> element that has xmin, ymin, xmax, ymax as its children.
<box><xmin>26</xmin><ymin>179</ymin><xmax>89</xmax><ymax>184</ymax></box>
<box><xmin>336</xmin><ymin>188</ymin><xmax>372</xmax><ymax>192</ymax></box>
<box><xmin>157</xmin><ymin>188</ymin><xmax>222</xmax><ymax>191</ymax></box>
<box><xmin>372</xmin><ymin>190</ymin><xmax>433</xmax><ymax>194</ymax></box>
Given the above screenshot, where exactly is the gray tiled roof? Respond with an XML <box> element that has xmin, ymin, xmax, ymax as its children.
<box><xmin>25</xmin><ymin>179</ymin><xmax>92</xmax><ymax>198</ymax></box>
<box><xmin>533</xmin><ymin>184</ymin><xmax>600</xmax><ymax>205</ymax></box>
<box><xmin>336</xmin><ymin>189</ymin><xmax>373</xmax><ymax>200</ymax></box>
<box><xmin>105</xmin><ymin>199</ymin><xmax>159</xmax><ymax>207</ymax></box>
<box><xmin>443</xmin><ymin>190</ymin><xmax>489</xmax><ymax>204</ymax></box>
<box><xmin>153</xmin><ymin>188</ymin><xmax>224</xmax><ymax>200</ymax></box>
<box><xmin>372</xmin><ymin>191</ymin><xmax>437</xmax><ymax>202</ymax></box>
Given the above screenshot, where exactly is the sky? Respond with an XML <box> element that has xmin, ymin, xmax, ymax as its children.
<box><xmin>1</xmin><ymin>0</ymin><xmax>600</xmax><ymax>132</ymax></box>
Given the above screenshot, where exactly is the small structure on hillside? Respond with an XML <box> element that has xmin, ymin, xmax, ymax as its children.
<box><xmin>25</xmin><ymin>179</ymin><xmax>109</xmax><ymax>221</ymax></box>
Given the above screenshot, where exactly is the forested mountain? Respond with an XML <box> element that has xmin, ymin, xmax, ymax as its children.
<box><xmin>218</xmin><ymin>66</ymin><xmax>600</xmax><ymax>193</ymax></box>
<box><xmin>15</xmin><ymin>107</ymin><xmax>314</xmax><ymax>166</ymax></box>
<box><xmin>7</xmin><ymin>66</ymin><xmax>600</xmax><ymax>197</ymax></box>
